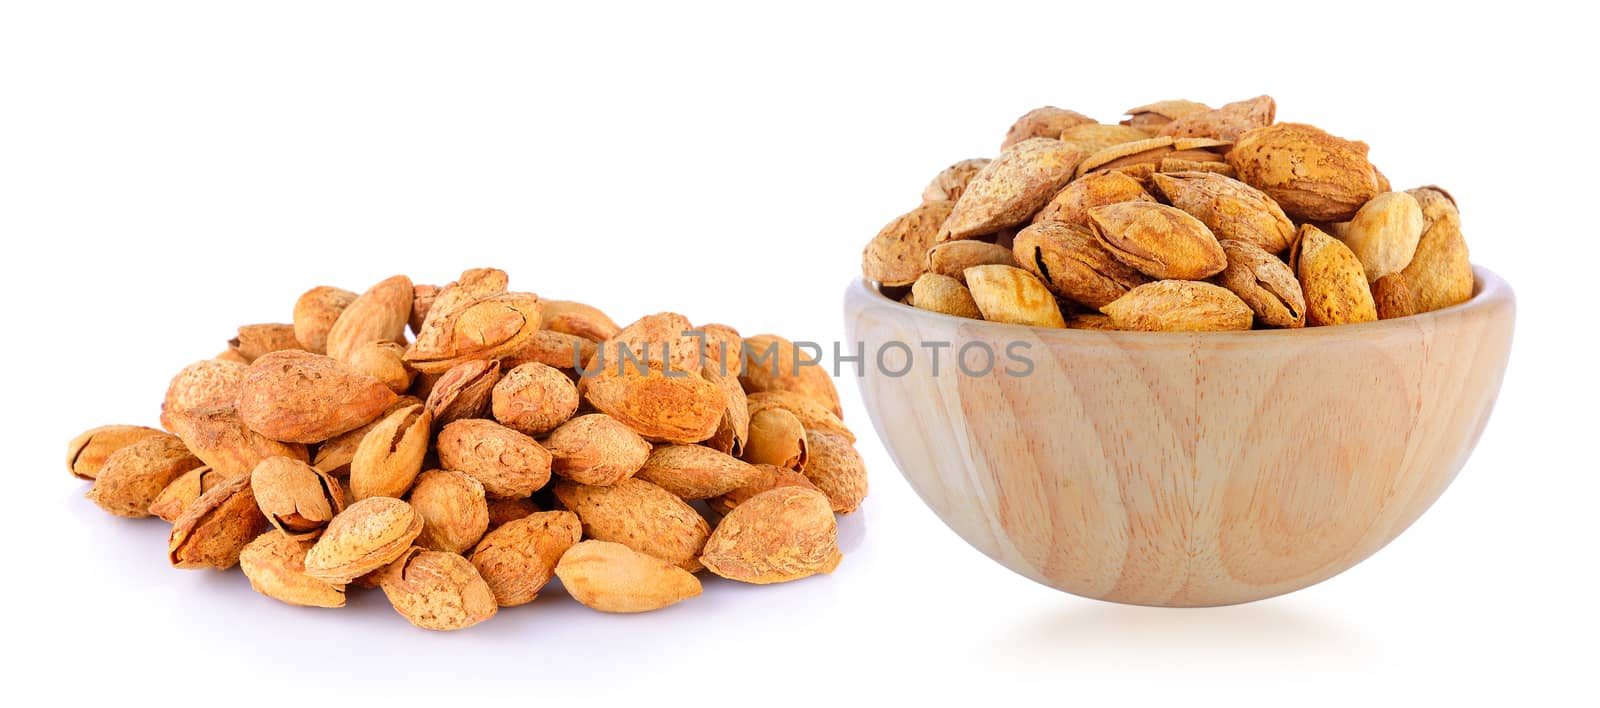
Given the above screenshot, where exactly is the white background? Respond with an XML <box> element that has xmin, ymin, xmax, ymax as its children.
<box><xmin>3</xmin><ymin>1</ymin><xmax>1595</xmax><ymax>705</ymax></box>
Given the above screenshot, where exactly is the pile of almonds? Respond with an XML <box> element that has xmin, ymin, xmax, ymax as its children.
<box><xmin>69</xmin><ymin>268</ymin><xmax>866</xmax><ymax>630</ymax></box>
<box><xmin>863</xmin><ymin>96</ymin><xmax>1475</xmax><ymax>331</ymax></box>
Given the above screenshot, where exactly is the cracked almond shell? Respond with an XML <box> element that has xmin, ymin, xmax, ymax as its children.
<box><xmin>1058</xmin><ymin>123</ymin><xmax>1152</xmax><ymax>155</ymax></box>
<box><xmin>924</xmin><ymin>240</ymin><xmax>1015</xmax><ymax>283</ymax></box>
<box><xmin>1295</xmin><ymin>225</ymin><xmax>1378</xmax><ymax>326</ymax></box>
<box><xmin>942</xmin><ymin>138</ymin><xmax>1082</xmax><ymax>240</ymax></box>
<box><xmin>252</xmin><ymin>456</ymin><xmax>345</xmax><ymax>540</ymax></box>
<box><xmin>349</xmin><ymin>403</ymin><xmax>432</xmax><ymax>501</ymax></box>
<box><xmin>1217</xmin><ymin>240</ymin><xmax>1306</xmax><ymax>328</ymax></box>
<box><xmin>746</xmin><ymin>391</ymin><xmax>854</xmax><ymax>443</ymax></box>
<box><xmin>1228</xmin><ymin>122</ymin><xmax>1381</xmax><ymax>222</ymax></box>
<box><xmin>229</xmin><ymin>324</ymin><xmax>302</xmax><ymax>363</ymax></box>
<box><xmin>1122</xmin><ymin>99</ymin><xmax>1212</xmax><ymax>132</ymax></box>
<box><xmin>700</xmin><ymin>486</ymin><xmax>841</xmax><ymax>585</ymax></box>
<box><xmin>169</xmin><ymin>473</ymin><xmax>271</xmax><ymax>569</ymax></box>
<box><xmin>555</xmin><ymin>540</ymin><xmax>702</xmax><ymax>614</ymax></box>
<box><xmin>741</xmin><ymin>408</ymin><xmax>809</xmax><ymax>472</ymax></box>
<box><xmin>1087</xmin><ymin>201</ymin><xmax>1227</xmax><ymax>280</ymax></box>
<box><xmin>423</xmin><ymin>359</ymin><xmax>500</xmax><ymax>432</ymax></box>
<box><xmin>149</xmin><ymin>465</ymin><xmax>225</xmax><ymax>523</ymax></box>
<box><xmin>469</xmin><ymin>510</ymin><xmax>582</xmax><ymax>607</ymax></box>
<box><xmin>1150</xmin><ymin>171</ymin><xmax>1295</xmax><ymax>254</ymax></box>
<box><xmin>551</xmin><ymin>477</ymin><xmax>709</xmax><ymax>571</ymax></box>
<box><xmin>1400</xmin><ymin>187</ymin><xmax>1473</xmax><ymax>313</ymax></box>
<box><xmin>379</xmin><ymin>548</ymin><xmax>497</xmax><ymax>631</ymax></box>
<box><xmin>1012</xmin><ymin>220</ymin><xmax>1148</xmax><ymax>309</ymax></box>
<box><xmin>1100</xmin><ymin>280</ymin><xmax>1253</xmax><ymax>332</ymax></box>
<box><xmin>236</xmin><ymin>350</ymin><xmax>398</xmax><ymax>444</ymax></box>
<box><xmin>239</xmin><ymin>531</ymin><xmax>346</xmax><ymax>608</ymax></box>
<box><xmin>303</xmin><ymin>496</ymin><xmax>424</xmax><ymax>584</ymax></box>
<box><xmin>68</xmin><ymin>425</ymin><xmax>165</xmax><ymax>481</ymax></box>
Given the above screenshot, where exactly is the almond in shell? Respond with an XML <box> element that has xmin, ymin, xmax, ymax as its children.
<box><xmin>1158</xmin><ymin>95</ymin><xmax>1275</xmax><ymax>141</ymax></box>
<box><xmin>700</xmin><ymin>486</ymin><xmax>842</xmax><ymax>585</ymax></box>
<box><xmin>801</xmin><ymin>429</ymin><xmax>868</xmax><ymax>514</ymax></box>
<box><xmin>292</xmin><ymin>286</ymin><xmax>357</xmax><ymax>354</ymax></box>
<box><xmin>942</xmin><ymin>138</ymin><xmax>1082</xmax><ymax>240</ymax></box>
<box><xmin>1400</xmin><ymin>186</ymin><xmax>1474</xmax><ymax>313</ymax></box>
<box><xmin>349</xmin><ymin>404</ymin><xmax>432</xmax><ymax>501</ymax></box>
<box><xmin>409</xmin><ymin>469</ymin><xmax>489</xmax><ymax>554</ymax></box>
<box><xmin>708</xmin><ymin>463</ymin><xmax>823</xmax><ymax>516</ymax></box>
<box><xmin>149</xmin><ymin>465</ymin><xmax>224</xmax><ymax>523</ymax></box>
<box><xmin>636</xmin><ymin>444</ymin><xmax>762</xmax><ymax>500</ymax></box>
<box><xmin>251</xmin><ymin>456</ymin><xmax>346</xmax><ymax>540</ymax></box>
<box><xmin>169</xmin><ymin>473</ymin><xmax>271</xmax><ymax>569</ymax></box>
<box><xmin>1001</xmin><ymin>106</ymin><xmax>1095</xmax><ymax>150</ymax></box>
<box><xmin>165</xmin><ymin>406</ymin><xmax>309</xmax><ymax>479</ymax></box>
<box><xmin>238</xmin><ymin>531</ymin><xmax>346</xmax><ymax>608</ymax></box>
<box><xmin>1100</xmin><ymin>280</ymin><xmax>1253</xmax><ymax>332</ymax></box>
<box><xmin>1216</xmin><ymin>240</ymin><xmax>1306</xmax><ymax>328</ymax></box>
<box><xmin>1032</xmin><ymin>169</ymin><xmax>1156</xmax><ymax>228</ymax></box>
<box><xmin>435</xmin><ymin>419</ymin><xmax>552</xmax><ymax>499</ymax></box>
<box><xmin>1295</xmin><ymin>225</ymin><xmax>1378</xmax><ymax>326</ymax></box>
<box><xmin>922</xmin><ymin>158</ymin><xmax>991</xmax><ymax>203</ymax></box>
<box><xmin>555</xmin><ymin>540</ymin><xmax>702</xmax><ymax>614</ymax></box>
<box><xmin>544</xmin><ymin>413</ymin><xmax>652</xmax><ymax>486</ymax></box>
<box><xmin>492</xmin><ymin>362</ymin><xmax>580</xmax><ymax>437</ymax></box>
<box><xmin>67</xmin><ymin>425</ymin><xmax>166</xmax><ymax>480</ymax></box>
<box><xmin>1335</xmin><ymin>191</ymin><xmax>1425</xmax><ymax>282</ymax></box>
<box><xmin>1087</xmin><ymin>201</ymin><xmax>1227</xmax><ymax>280</ymax></box>
<box><xmin>1012</xmin><ymin>220</ymin><xmax>1148</xmax><ymax>309</ymax></box>
<box><xmin>86</xmin><ymin>434</ymin><xmax>204</xmax><ymax>518</ymax></box>
<box><xmin>1228</xmin><ymin>122</ymin><xmax>1381</xmax><ymax>222</ymax></box>
<box><xmin>379</xmin><ymin>548</ymin><xmax>498</xmax><ymax>631</ymax></box>
<box><xmin>924</xmin><ymin>240</ymin><xmax>1015</xmax><ymax>283</ymax></box>
<box><xmin>550</xmin><ymin>478</ymin><xmax>709</xmax><ymax>571</ymax></box>
<box><xmin>469</xmin><ymin>510</ymin><xmax>582</xmax><ymax>607</ymax></box>
<box><xmin>737</xmin><ymin>334</ymin><xmax>843</xmax><ymax>418</ymax></box>
<box><xmin>229</xmin><ymin>324</ymin><xmax>302</xmax><ymax>363</ymax></box>
<box><xmin>325</xmin><ymin>275</ymin><xmax>414</xmax><ymax>364</ymax></box>
<box><xmin>303</xmin><ymin>496</ymin><xmax>424</xmax><ymax>584</ymax></box>
<box><xmin>861</xmin><ymin>200</ymin><xmax>955</xmax><ymax>288</ymax></box>
<box><xmin>963</xmin><ymin>264</ymin><xmax>1066</xmax><ymax>328</ymax></box>
<box><xmin>236</xmin><ymin>350</ymin><xmax>397</xmax><ymax>444</ymax></box>
<box><xmin>908</xmin><ymin>273</ymin><xmax>983</xmax><ymax>319</ymax></box>
<box><xmin>540</xmin><ymin>300</ymin><xmax>621</xmax><ymax>342</ymax></box>
<box><xmin>1150</xmin><ymin>171</ymin><xmax>1295</xmax><ymax>253</ymax></box>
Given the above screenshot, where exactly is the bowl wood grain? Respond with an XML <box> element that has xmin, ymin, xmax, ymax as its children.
<box><xmin>844</xmin><ymin>267</ymin><xmax>1514</xmax><ymax>606</ymax></box>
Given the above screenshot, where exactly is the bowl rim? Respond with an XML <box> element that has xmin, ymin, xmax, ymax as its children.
<box><xmin>849</xmin><ymin>265</ymin><xmax>1511</xmax><ymax>340</ymax></box>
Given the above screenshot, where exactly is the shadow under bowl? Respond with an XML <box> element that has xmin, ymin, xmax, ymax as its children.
<box><xmin>843</xmin><ymin>267</ymin><xmax>1515</xmax><ymax>607</ymax></box>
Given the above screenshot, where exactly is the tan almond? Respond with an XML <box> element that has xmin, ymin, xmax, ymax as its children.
<box><xmin>737</xmin><ymin>333</ymin><xmax>842</xmax><ymax>418</ymax></box>
<box><xmin>251</xmin><ymin>457</ymin><xmax>345</xmax><ymax>540</ymax></box>
<box><xmin>550</xmin><ymin>478</ymin><xmax>709</xmax><ymax>571</ymax></box>
<box><xmin>708</xmin><ymin>463</ymin><xmax>823</xmax><ymax>516</ymax></box>
<box><xmin>326</xmin><ymin>275</ymin><xmax>414</xmax><ymax>364</ymax></box>
<box><xmin>229</xmin><ymin>324</ymin><xmax>303</xmax><ymax>363</ymax></box>
<box><xmin>942</xmin><ymin>138</ymin><xmax>1083</xmax><ymax>240</ymax></box>
<box><xmin>86</xmin><ymin>434</ymin><xmax>204</xmax><ymax>518</ymax></box>
<box><xmin>1295</xmin><ymin>224</ymin><xmax>1378</xmax><ymax>326</ymax></box>
<box><xmin>1399</xmin><ymin>189</ymin><xmax>1474</xmax><ymax>313</ymax></box>
<box><xmin>1216</xmin><ymin>240</ymin><xmax>1306</xmax><ymax>328</ymax></box>
<box><xmin>1012</xmin><ymin>220</ymin><xmax>1148</xmax><ymax>309</ymax></box>
<box><xmin>1373</xmin><ymin>273</ymin><xmax>1418</xmax><ymax>320</ymax></box>
<box><xmin>311</xmin><ymin>396</ymin><xmax>421</xmax><ymax>476</ymax></box>
<box><xmin>1122</xmin><ymin>99</ymin><xmax>1212</xmax><ymax>132</ymax></box>
<box><xmin>1150</xmin><ymin>171</ymin><xmax>1295</xmax><ymax>253</ymax></box>
<box><xmin>1058</xmin><ymin>123</ymin><xmax>1153</xmax><ymax>154</ymax></box>
<box><xmin>540</xmin><ymin>300</ymin><xmax>621</xmax><ymax>342</ymax></box>
<box><xmin>1336</xmin><ymin>191</ymin><xmax>1425</xmax><ymax>282</ymax></box>
<box><xmin>544</xmin><ymin>413</ymin><xmax>652</xmax><ymax>486</ymax></box>
<box><xmin>348</xmin><ymin>402</ymin><xmax>432</xmax><ymax>501</ymax></box>
<box><xmin>160</xmin><ymin>359</ymin><xmax>247</xmax><ymax>431</ymax></box>
<box><xmin>908</xmin><ymin>273</ymin><xmax>983</xmax><ymax>319</ymax></box>
<box><xmin>1228</xmin><ymin>122</ymin><xmax>1381</xmax><ymax>222</ymax></box>
<box><xmin>469</xmin><ymin>510</ymin><xmax>582</xmax><ymax>607</ymax></box>
<box><xmin>486</xmin><ymin>497</ymin><xmax>541</xmax><ymax>531</ymax></box>
<box><xmin>1032</xmin><ymin>169</ymin><xmax>1156</xmax><ymax>228</ymax></box>
<box><xmin>238</xmin><ymin>531</ymin><xmax>346</xmax><ymax>608</ymax></box>
<box><xmin>67</xmin><ymin>425</ymin><xmax>165</xmax><ymax>481</ymax></box>
<box><xmin>379</xmin><ymin>548</ymin><xmax>498</xmax><ymax>631</ymax></box>
<box><xmin>1158</xmin><ymin>95</ymin><xmax>1275</xmax><ymax>141</ymax></box>
<box><xmin>169</xmin><ymin>474</ymin><xmax>271</xmax><ymax>570</ymax></box>
<box><xmin>555</xmin><ymin>540</ymin><xmax>702</xmax><ymax>614</ymax></box>
<box><xmin>963</xmin><ymin>264</ymin><xmax>1067</xmax><ymax>328</ymax></box>
<box><xmin>635</xmin><ymin>444</ymin><xmax>762</xmax><ymax>500</ymax></box>
<box><xmin>165</xmin><ymin>406</ymin><xmax>309</xmax><ymax>479</ymax></box>
<box><xmin>303</xmin><ymin>497</ymin><xmax>424</xmax><ymax>584</ymax></box>
<box><xmin>700</xmin><ymin>486</ymin><xmax>842</xmax><ymax>585</ymax></box>
<box><xmin>1002</xmin><ymin>106</ymin><xmax>1095</xmax><ymax>149</ymax></box>
<box><xmin>292</xmin><ymin>286</ymin><xmax>357</xmax><ymax>354</ymax></box>
<box><xmin>924</xmin><ymin>240</ymin><xmax>1016</xmax><ymax>283</ymax></box>
<box><xmin>741</xmin><ymin>408</ymin><xmax>809</xmax><ymax>472</ymax></box>
<box><xmin>921</xmin><ymin>158</ymin><xmax>991</xmax><ymax>203</ymax></box>
<box><xmin>408</xmin><ymin>469</ymin><xmax>489</xmax><ymax>555</ymax></box>
<box><xmin>236</xmin><ymin>350</ymin><xmax>397</xmax><ymax>444</ymax></box>
<box><xmin>343</xmin><ymin>341</ymin><xmax>414</xmax><ymax>394</ymax></box>
<box><xmin>423</xmin><ymin>359</ymin><xmax>501</xmax><ymax>432</ymax></box>
<box><xmin>435</xmin><ymin>419</ymin><xmax>552</xmax><ymax>499</ymax></box>
<box><xmin>1086</xmin><ymin>201</ymin><xmax>1227</xmax><ymax>280</ymax></box>
<box><xmin>746</xmin><ymin>391</ymin><xmax>854</xmax><ymax>443</ymax></box>
<box><xmin>801</xmin><ymin>429</ymin><xmax>868</xmax><ymax>514</ymax></box>
<box><xmin>491</xmin><ymin>362</ymin><xmax>580</xmax><ymax>437</ymax></box>
<box><xmin>861</xmin><ymin>200</ymin><xmax>955</xmax><ymax>288</ymax></box>
<box><xmin>149</xmin><ymin>465</ymin><xmax>224</xmax><ymax>523</ymax></box>
<box><xmin>1100</xmin><ymin>280</ymin><xmax>1253</xmax><ymax>332</ymax></box>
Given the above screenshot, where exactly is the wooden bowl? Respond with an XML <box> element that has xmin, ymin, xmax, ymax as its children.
<box><xmin>844</xmin><ymin>267</ymin><xmax>1515</xmax><ymax>607</ymax></box>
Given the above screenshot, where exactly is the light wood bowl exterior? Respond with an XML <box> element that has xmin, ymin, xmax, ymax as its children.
<box><xmin>845</xmin><ymin>267</ymin><xmax>1515</xmax><ymax>607</ymax></box>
